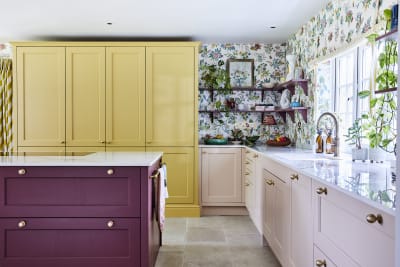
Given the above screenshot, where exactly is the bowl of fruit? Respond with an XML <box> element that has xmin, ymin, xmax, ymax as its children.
<box><xmin>266</xmin><ymin>135</ymin><xmax>291</xmax><ymax>146</ymax></box>
<box><xmin>204</xmin><ymin>134</ymin><xmax>228</xmax><ymax>145</ymax></box>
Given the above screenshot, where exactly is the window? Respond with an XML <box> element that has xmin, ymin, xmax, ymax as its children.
<box><xmin>316</xmin><ymin>43</ymin><xmax>373</xmax><ymax>152</ymax></box>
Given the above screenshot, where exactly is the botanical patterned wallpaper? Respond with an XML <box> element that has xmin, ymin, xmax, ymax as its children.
<box><xmin>285</xmin><ymin>0</ymin><xmax>397</xmax><ymax>147</ymax></box>
<box><xmin>198</xmin><ymin>0</ymin><xmax>396</xmax><ymax>147</ymax></box>
<box><xmin>198</xmin><ymin>43</ymin><xmax>287</xmax><ymax>143</ymax></box>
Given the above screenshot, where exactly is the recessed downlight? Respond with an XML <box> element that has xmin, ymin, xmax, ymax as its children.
<box><xmin>106</xmin><ymin>22</ymin><xmax>113</xmax><ymax>25</ymax></box>
<box><xmin>270</xmin><ymin>26</ymin><xmax>277</xmax><ymax>29</ymax></box>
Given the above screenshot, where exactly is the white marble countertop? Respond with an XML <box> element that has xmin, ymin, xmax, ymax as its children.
<box><xmin>0</xmin><ymin>152</ymin><xmax>163</xmax><ymax>167</ymax></box>
<box><xmin>200</xmin><ymin>144</ymin><xmax>396</xmax><ymax>215</ymax></box>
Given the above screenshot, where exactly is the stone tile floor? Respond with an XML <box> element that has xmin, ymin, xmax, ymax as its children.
<box><xmin>155</xmin><ymin>216</ymin><xmax>281</xmax><ymax>267</ymax></box>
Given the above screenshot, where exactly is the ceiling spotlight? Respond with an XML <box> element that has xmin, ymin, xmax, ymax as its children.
<box><xmin>270</xmin><ymin>26</ymin><xmax>276</xmax><ymax>29</ymax></box>
<box><xmin>106</xmin><ymin>22</ymin><xmax>113</xmax><ymax>25</ymax></box>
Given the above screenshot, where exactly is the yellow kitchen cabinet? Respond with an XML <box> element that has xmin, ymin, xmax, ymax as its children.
<box><xmin>146</xmin><ymin>146</ymin><xmax>199</xmax><ymax>217</ymax></box>
<box><xmin>145</xmin><ymin>47</ymin><xmax>196</xmax><ymax>147</ymax></box>
<box><xmin>66</xmin><ymin>47</ymin><xmax>106</xmax><ymax>147</ymax></box>
<box><xmin>105</xmin><ymin>47</ymin><xmax>146</xmax><ymax>147</ymax></box>
<box><xmin>16</xmin><ymin>47</ymin><xmax>66</xmax><ymax>147</ymax></box>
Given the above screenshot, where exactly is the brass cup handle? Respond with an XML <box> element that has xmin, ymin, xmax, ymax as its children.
<box><xmin>245</xmin><ymin>182</ymin><xmax>250</xmax><ymax>186</ymax></box>
<box><xmin>245</xmin><ymin>151</ymin><xmax>250</xmax><ymax>154</ymax></box>
<box><xmin>107</xmin><ymin>169</ymin><xmax>114</xmax><ymax>175</ymax></box>
<box><xmin>18</xmin><ymin>169</ymin><xmax>26</xmax><ymax>175</ymax></box>
<box><xmin>107</xmin><ymin>220</ymin><xmax>115</xmax><ymax>228</ymax></box>
<box><xmin>18</xmin><ymin>220</ymin><xmax>27</xmax><ymax>229</ymax></box>
<box><xmin>253</xmin><ymin>154</ymin><xmax>259</xmax><ymax>158</ymax></box>
<box><xmin>290</xmin><ymin>174</ymin><xmax>299</xmax><ymax>180</ymax></box>
<box><xmin>366</xmin><ymin>214</ymin><xmax>383</xmax><ymax>225</ymax></box>
<box><xmin>244</xmin><ymin>172</ymin><xmax>250</xmax><ymax>175</ymax></box>
<box><xmin>245</xmin><ymin>161</ymin><xmax>250</xmax><ymax>165</ymax></box>
<box><xmin>266</xmin><ymin>180</ymin><xmax>274</xmax><ymax>186</ymax></box>
<box><xmin>316</xmin><ymin>259</ymin><xmax>327</xmax><ymax>267</ymax></box>
<box><xmin>316</xmin><ymin>187</ymin><xmax>328</xmax><ymax>195</ymax></box>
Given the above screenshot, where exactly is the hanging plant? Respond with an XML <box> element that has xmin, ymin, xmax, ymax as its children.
<box><xmin>200</xmin><ymin>60</ymin><xmax>231</xmax><ymax>94</ymax></box>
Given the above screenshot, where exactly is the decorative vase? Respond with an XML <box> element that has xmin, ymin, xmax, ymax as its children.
<box><xmin>286</xmin><ymin>54</ymin><xmax>296</xmax><ymax>81</ymax></box>
<box><xmin>351</xmin><ymin>148</ymin><xmax>368</xmax><ymax>162</ymax></box>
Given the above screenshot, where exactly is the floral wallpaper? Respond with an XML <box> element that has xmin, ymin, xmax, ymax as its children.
<box><xmin>198</xmin><ymin>43</ymin><xmax>287</xmax><ymax>143</ymax></box>
<box><xmin>285</xmin><ymin>0</ymin><xmax>397</xmax><ymax>147</ymax></box>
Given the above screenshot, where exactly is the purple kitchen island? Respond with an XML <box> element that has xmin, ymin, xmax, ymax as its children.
<box><xmin>0</xmin><ymin>151</ymin><xmax>163</xmax><ymax>267</ymax></box>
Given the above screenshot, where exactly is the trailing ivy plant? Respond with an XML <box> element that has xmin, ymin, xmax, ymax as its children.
<box><xmin>200</xmin><ymin>60</ymin><xmax>231</xmax><ymax>94</ymax></box>
<box><xmin>358</xmin><ymin>8</ymin><xmax>398</xmax><ymax>155</ymax></box>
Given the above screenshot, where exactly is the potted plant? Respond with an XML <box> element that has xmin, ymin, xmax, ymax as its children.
<box><xmin>344</xmin><ymin>118</ymin><xmax>368</xmax><ymax>161</ymax></box>
<box><xmin>230</xmin><ymin>128</ymin><xmax>243</xmax><ymax>145</ymax></box>
<box><xmin>200</xmin><ymin>60</ymin><xmax>231</xmax><ymax>94</ymax></box>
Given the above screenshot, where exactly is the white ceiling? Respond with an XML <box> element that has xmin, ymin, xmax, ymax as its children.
<box><xmin>1</xmin><ymin>0</ymin><xmax>331</xmax><ymax>43</ymax></box>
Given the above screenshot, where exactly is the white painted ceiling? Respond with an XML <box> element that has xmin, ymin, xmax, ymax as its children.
<box><xmin>1</xmin><ymin>0</ymin><xmax>331</xmax><ymax>43</ymax></box>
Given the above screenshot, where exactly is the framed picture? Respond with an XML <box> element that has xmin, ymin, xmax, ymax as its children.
<box><xmin>227</xmin><ymin>59</ymin><xmax>254</xmax><ymax>88</ymax></box>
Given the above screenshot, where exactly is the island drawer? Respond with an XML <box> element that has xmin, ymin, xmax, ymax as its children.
<box><xmin>0</xmin><ymin>218</ymin><xmax>141</xmax><ymax>267</ymax></box>
<box><xmin>0</xmin><ymin>167</ymin><xmax>141</xmax><ymax>218</ymax></box>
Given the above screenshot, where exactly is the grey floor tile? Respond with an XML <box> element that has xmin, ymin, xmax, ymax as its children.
<box><xmin>155</xmin><ymin>216</ymin><xmax>280</xmax><ymax>267</ymax></box>
<box><xmin>186</xmin><ymin>227</ymin><xmax>226</xmax><ymax>243</ymax></box>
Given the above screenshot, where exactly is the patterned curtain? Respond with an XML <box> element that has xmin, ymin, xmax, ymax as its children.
<box><xmin>0</xmin><ymin>58</ymin><xmax>13</xmax><ymax>154</ymax></box>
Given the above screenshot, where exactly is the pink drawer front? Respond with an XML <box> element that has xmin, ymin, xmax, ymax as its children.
<box><xmin>0</xmin><ymin>167</ymin><xmax>141</xmax><ymax>217</ymax></box>
<box><xmin>0</xmin><ymin>218</ymin><xmax>141</xmax><ymax>267</ymax></box>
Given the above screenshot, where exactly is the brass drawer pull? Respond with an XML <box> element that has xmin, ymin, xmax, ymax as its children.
<box><xmin>316</xmin><ymin>187</ymin><xmax>327</xmax><ymax>195</ymax></box>
<box><xmin>316</xmin><ymin>259</ymin><xmax>326</xmax><ymax>267</ymax></box>
<box><xmin>18</xmin><ymin>169</ymin><xmax>26</xmax><ymax>175</ymax></box>
<box><xmin>290</xmin><ymin>174</ymin><xmax>299</xmax><ymax>180</ymax></box>
<box><xmin>18</xmin><ymin>220</ymin><xmax>27</xmax><ymax>229</ymax></box>
<box><xmin>107</xmin><ymin>220</ymin><xmax>115</xmax><ymax>228</ymax></box>
<box><xmin>245</xmin><ymin>182</ymin><xmax>250</xmax><ymax>186</ymax></box>
<box><xmin>245</xmin><ymin>161</ymin><xmax>250</xmax><ymax>165</ymax></box>
<box><xmin>244</xmin><ymin>172</ymin><xmax>250</xmax><ymax>175</ymax></box>
<box><xmin>266</xmin><ymin>179</ymin><xmax>274</xmax><ymax>186</ymax></box>
<box><xmin>245</xmin><ymin>150</ymin><xmax>250</xmax><ymax>154</ymax></box>
<box><xmin>107</xmin><ymin>169</ymin><xmax>114</xmax><ymax>175</ymax></box>
<box><xmin>366</xmin><ymin>214</ymin><xmax>383</xmax><ymax>225</ymax></box>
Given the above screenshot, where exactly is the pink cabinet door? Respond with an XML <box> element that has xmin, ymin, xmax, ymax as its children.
<box><xmin>0</xmin><ymin>167</ymin><xmax>141</xmax><ymax>217</ymax></box>
<box><xmin>0</xmin><ymin>218</ymin><xmax>141</xmax><ymax>267</ymax></box>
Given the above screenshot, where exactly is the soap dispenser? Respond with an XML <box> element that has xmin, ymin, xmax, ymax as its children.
<box><xmin>315</xmin><ymin>129</ymin><xmax>324</xmax><ymax>153</ymax></box>
<box><xmin>325</xmin><ymin>129</ymin><xmax>334</xmax><ymax>154</ymax></box>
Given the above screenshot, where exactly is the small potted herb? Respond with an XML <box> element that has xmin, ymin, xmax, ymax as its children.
<box><xmin>344</xmin><ymin>118</ymin><xmax>368</xmax><ymax>161</ymax></box>
<box><xmin>230</xmin><ymin>128</ymin><xmax>243</xmax><ymax>145</ymax></box>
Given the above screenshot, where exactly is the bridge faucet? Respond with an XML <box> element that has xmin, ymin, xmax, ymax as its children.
<box><xmin>316</xmin><ymin>112</ymin><xmax>339</xmax><ymax>157</ymax></box>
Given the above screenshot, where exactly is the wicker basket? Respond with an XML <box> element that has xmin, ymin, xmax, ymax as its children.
<box><xmin>266</xmin><ymin>138</ymin><xmax>291</xmax><ymax>146</ymax></box>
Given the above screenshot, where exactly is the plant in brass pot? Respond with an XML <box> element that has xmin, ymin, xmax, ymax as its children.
<box><xmin>230</xmin><ymin>128</ymin><xmax>244</xmax><ymax>145</ymax></box>
<box><xmin>344</xmin><ymin>118</ymin><xmax>368</xmax><ymax>161</ymax></box>
<box><xmin>200</xmin><ymin>60</ymin><xmax>231</xmax><ymax>94</ymax></box>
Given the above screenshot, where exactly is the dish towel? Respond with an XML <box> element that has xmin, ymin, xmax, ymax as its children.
<box><xmin>159</xmin><ymin>164</ymin><xmax>168</xmax><ymax>232</ymax></box>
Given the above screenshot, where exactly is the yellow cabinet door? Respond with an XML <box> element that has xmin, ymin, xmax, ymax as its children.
<box><xmin>16</xmin><ymin>47</ymin><xmax>65</xmax><ymax>147</ymax></box>
<box><xmin>106</xmin><ymin>47</ymin><xmax>145</xmax><ymax>147</ymax></box>
<box><xmin>146</xmin><ymin>147</ymin><xmax>194</xmax><ymax>204</ymax></box>
<box><xmin>66</xmin><ymin>47</ymin><xmax>106</xmax><ymax>147</ymax></box>
<box><xmin>146</xmin><ymin>47</ymin><xmax>195</xmax><ymax>147</ymax></box>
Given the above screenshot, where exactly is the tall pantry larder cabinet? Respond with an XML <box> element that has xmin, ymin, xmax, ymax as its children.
<box><xmin>12</xmin><ymin>42</ymin><xmax>200</xmax><ymax>217</ymax></box>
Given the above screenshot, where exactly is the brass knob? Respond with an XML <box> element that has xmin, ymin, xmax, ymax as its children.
<box><xmin>106</xmin><ymin>141</ymin><xmax>111</xmax><ymax>144</ymax></box>
<box><xmin>100</xmin><ymin>140</ymin><xmax>106</xmax><ymax>144</ymax></box>
<box><xmin>290</xmin><ymin>174</ymin><xmax>299</xmax><ymax>180</ymax></box>
<box><xmin>107</xmin><ymin>169</ymin><xmax>114</xmax><ymax>175</ymax></box>
<box><xmin>107</xmin><ymin>220</ymin><xmax>115</xmax><ymax>228</ymax></box>
<box><xmin>366</xmin><ymin>214</ymin><xmax>383</xmax><ymax>225</ymax></box>
<box><xmin>316</xmin><ymin>259</ymin><xmax>326</xmax><ymax>267</ymax></box>
<box><xmin>316</xmin><ymin>187</ymin><xmax>327</xmax><ymax>195</ymax></box>
<box><xmin>253</xmin><ymin>154</ymin><xmax>259</xmax><ymax>158</ymax></box>
<box><xmin>18</xmin><ymin>220</ymin><xmax>27</xmax><ymax>228</ymax></box>
<box><xmin>18</xmin><ymin>169</ymin><xmax>26</xmax><ymax>175</ymax></box>
<box><xmin>244</xmin><ymin>172</ymin><xmax>250</xmax><ymax>175</ymax></box>
<box><xmin>266</xmin><ymin>180</ymin><xmax>274</xmax><ymax>186</ymax></box>
<box><xmin>60</xmin><ymin>140</ymin><xmax>66</xmax><ymax>144</ymax></box>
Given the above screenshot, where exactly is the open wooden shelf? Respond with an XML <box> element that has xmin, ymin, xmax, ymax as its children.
<box><xmin>199</xmin><ymin>107</ymin><xmax>310</xmax><ymax>123</ymax></box>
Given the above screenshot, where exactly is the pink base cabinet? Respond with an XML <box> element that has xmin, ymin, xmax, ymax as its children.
<box><xmin>0</xmin><ymin>164</ymin><xmax>162</xmax><ymax>267</ymax></box>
